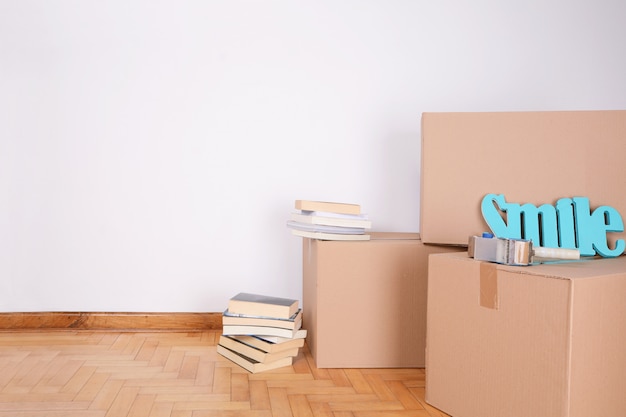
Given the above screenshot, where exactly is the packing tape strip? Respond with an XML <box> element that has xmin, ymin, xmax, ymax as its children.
<box><xmin>480</xmin><ymin>262</ymin><xmax>499</xmax><ymax>310</ymax></box>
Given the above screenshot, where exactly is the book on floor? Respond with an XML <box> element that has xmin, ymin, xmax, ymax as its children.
<box><xmin>228</xmin><ymin>334</ymin><xmax>305</xmax><ymax>354</ymax></box>
<box><xmin>253</xmin><ymin>329</ymin><xmax>307</xmax><ymax>341</ymax></box>
<box><xmin>228</xmin><ymin>292</ymin><xmax>299</xmax><ymax>319</ymax></box>
<box><xmin>295</xmin><ymin>200</ymin><xmax>361</xmax><ymax>215</ymax></box>
<box><xmin>222</xmin><ymin>308</ymin><xmax>303</xmax><ymax>330</ymax></box>
<box><xmin>217</xmin><ymin>344</ymin><xmax>293</xmax><ymax>374</ymax></box>
<box><xmin>218</xmin><ymin>335</ymin><xmax>300</xmax><ymax>363</ymax></box>
<box><xmin>222</xmin><ymin>324</ymin><xmax>307</xmax><ymax>339</ymax></box>
<box><xmin>290</xmin><ymin>211</ymin><xmax>371</xmax><ymax>229</ymax></box>
<box><xmin>290</xmin><ymin>228</ymin><xmax>371</xmax><ymax>241</ymax></box>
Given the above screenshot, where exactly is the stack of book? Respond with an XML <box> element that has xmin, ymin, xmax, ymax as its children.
<box><xmin>217</xmin><ymin>292</ymin><xmax>307</xmax><ymax>373</ymax></box>
<box><xmin>286</xmin><ymin>199</ymin><xmax>372</xmax><ymax>241</ymax></box>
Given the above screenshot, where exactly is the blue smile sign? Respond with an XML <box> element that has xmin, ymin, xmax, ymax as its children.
<box><xmin>481</xmin><ymin>193</ymin><xmax>625</xmax><ymax>257</ymax></box>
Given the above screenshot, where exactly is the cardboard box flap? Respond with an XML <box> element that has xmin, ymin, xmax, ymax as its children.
<box><xmin>446</xmin><ymin>252</ymin><xmax>626</xmax><ymax>281</ymax></box>
<box><xmin>368</xmin><ymin>232</ymin><xmax>420</xmax><ymax>241</ymax></box>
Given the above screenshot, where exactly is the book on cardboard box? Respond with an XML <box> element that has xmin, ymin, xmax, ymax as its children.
<box><xmin>290</xmin><ymin>211</ymin><xmax>371</xmax><ymax>229</ymax></box>
<box><xmin>290</xmin><ymin>228</ymin><xmax>370</xmax><ymax>241</ymax></box>
<box><xmin>287</xmin><ymin>220</ymin><xmax>366</xmax><ymax>235</ymax></box>
<box><xmin>295</xmin><ymin>200</ymin><xmax>361</xmax><ymax>215</ymax></box>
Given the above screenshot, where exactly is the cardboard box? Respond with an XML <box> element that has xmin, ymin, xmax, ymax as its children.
<box><xmin>420</xmin><ymin>110</ymin><xmax>626</xmax><ymax>246</ymax></box>
<box><xmin>302</xmin><ymin>232</ymin><xmax>463</xmax><ymax>368</ymax></box>
<box><xmin>426</xmin><ymin>252</ymin><xmax>626</xmax><ymax>417</ymax></box>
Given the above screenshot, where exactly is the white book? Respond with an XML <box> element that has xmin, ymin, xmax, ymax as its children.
<box><xmin>222</xmin><ymin>324</ymin><xmax>308</xmax><ymax>339</ymax></box>
<box><xmin>255</xmin><ymin>333</ymin><xmax>307</xmax><ymax>343</ymax></box>
<box><xmin>286</xmin><ymin>220</ymin><xmax>366</xmax><ymax>234</ymax></box>
<box><xmin>290</xmin><ymin>229</ymin><xmax>370</xmax><ymax>241</ymax></box>
<box><xmin>290</xmin><ymin>212</ymin><xmax>371</xmax><ymax>229</ymax></box>
<box><xmin>248</xmin><ymin>329</ymin><xmax>308</xmax><ymax>342</ymax></box>
<box><xmin>222</xmin><ymin>309</ymin><xmax>303</xmax><ymax>330</ymax></box>
<box><xmin>230</xmin><ymin>335</ymin><xmax>305</xmax><ymax>353</ymax></box>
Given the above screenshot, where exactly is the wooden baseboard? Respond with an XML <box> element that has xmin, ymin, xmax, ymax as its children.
<box><xmin>0</xmin><ymin>312</ymin><xmax>223</xmax><ymax>331</ymax></box>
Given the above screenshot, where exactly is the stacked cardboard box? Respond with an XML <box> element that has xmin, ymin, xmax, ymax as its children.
<box><xmin>420</xmin><ymin>110</ymin><xmax>626</xmax><ymax>417</ymax></box>
<box><xmin>302</xmin><ymin>232</ymin><xmax>463</xmax><ymax>368</ymax></box>
<box><xmin>420</xmin><ymin>110</ymin><xmax>626</xmax><ymax>246</ymax></box>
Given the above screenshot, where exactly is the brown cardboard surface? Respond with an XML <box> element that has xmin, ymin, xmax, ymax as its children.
<box><xmin>426</xmin><ymin>252</ymin><xmax>626</xmax><ymax>417</ymax></box>
<box><xmin>302</xmin><ymin>232</ymin><xmax>463</xmax><ymax>368</ymax></box>
<box><xmin>420</xmin><ymin>110</ymin><xmax>626</xmax><ymax>246</ymax></box>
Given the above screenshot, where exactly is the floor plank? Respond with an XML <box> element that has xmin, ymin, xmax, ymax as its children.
<box><xmin>0</xmin><ymin>330</ymin><xmax>451</xmax><ymax>417</ymax></box>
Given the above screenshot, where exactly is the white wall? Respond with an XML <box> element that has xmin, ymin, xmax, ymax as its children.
<box><xmin>2</xmin><ymin>1</ymin><xmax>625</xmax><ymax>312</ymax></box>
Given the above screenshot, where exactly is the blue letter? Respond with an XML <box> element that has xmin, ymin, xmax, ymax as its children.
<box><xmin>518</xmin><ymin>203</ymin><xmax>558</xmax><ymax>247</ymax></box>
<box><xmin>573</xmin><ymin>197</ymin><xmax>595</xmax><ymax>256</ymax></box>
<box><xmin>591</xmin><ymin>206</ymin><xmax>625</xmax><ymax>257</ymax></box>
<box><xmin>556</xmin><ymin>198</ymin><xmax>577</xmax><ymax>249</ymax></box>
<box><xmin>482</xmin><ymin>194</ymin><xmax>520</xmax><ymax>238</ymax></box>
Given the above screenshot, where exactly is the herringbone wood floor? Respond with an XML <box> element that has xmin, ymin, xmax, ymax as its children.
<box><xmin>0</xmin><ymin>330</ymin><xmax>450</xmax><ymax>417</ymax></box>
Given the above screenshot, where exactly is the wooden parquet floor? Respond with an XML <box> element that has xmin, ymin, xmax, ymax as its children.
<box><xmin>0</xmin><ymin>330</ymin><xmax>450</xmax><ymax>417</ymax></box>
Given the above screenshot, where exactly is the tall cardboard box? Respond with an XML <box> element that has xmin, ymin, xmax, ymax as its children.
<box><xmin>420</xmin><ymin>110</ymin><xmax>626</xmax><ymax>246</ymax></box>
<box><xmin>302</xmin><ymin>232</ymin><xmax>463</xmax><ymax>368</ymax></box>
<box><xmin>426</xmin><ymin>252</ymin><xmax>626</xmax><ymax>417</ymax></box>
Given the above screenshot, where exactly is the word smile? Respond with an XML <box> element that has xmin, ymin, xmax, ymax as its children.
<box><xmin>481</xmin><ymin>193</ymin><xmax>625</xmax><ymax>257</ymax></box>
